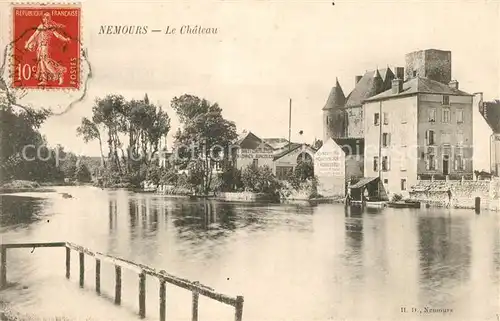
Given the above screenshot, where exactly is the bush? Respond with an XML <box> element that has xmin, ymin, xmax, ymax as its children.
<box><xmin>392</xmin><ymin>193</ymin><xmax>403</xmax><ymax>202</ymax></box>
<box><xmin>241</xmin><ymin>165</ymin><xmax>280</xmax><ymax>194</ymax></box>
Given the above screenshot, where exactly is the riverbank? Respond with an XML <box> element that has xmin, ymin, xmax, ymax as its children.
<box><xmin>0</xmin><ymin>180</ymin><xmax>57</xmax><ymax>194</ymax></box>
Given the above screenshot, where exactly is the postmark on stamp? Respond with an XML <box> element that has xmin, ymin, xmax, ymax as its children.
<box><xmin>11</xmin><ymin>3</ymin><xmax>81</xmax><ymax>90</ymax></box>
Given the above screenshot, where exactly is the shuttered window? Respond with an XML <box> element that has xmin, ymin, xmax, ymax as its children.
<box><xmin>425</xmin><ymin>130</ymin><xmax>435</xmax><ymax>145</ymax></box>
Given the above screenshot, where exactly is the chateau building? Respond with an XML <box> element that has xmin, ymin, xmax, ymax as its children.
<box><xmin>322</xmin><ymin>49</ymin><xmax>476</xmax><ymax>196</ymax></box>
<box><xmin>364</xmin><ymin>49</ymin><xmax>473</xmax><ymax>195</ymax></box>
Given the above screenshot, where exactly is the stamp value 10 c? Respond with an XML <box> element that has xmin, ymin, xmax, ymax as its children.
<box><xmin>11</xmin><ymin>4</ymin><xmax>81</xmax><ymax>90</ymax></box>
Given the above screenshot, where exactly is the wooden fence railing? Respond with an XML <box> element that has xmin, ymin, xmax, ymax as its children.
<box><xmin>0</xmin><ymin>242</ymin><xmax>244</xmax><ymax>321</ymax></box>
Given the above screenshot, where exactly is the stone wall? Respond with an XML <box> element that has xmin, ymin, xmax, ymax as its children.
<box><xmin>409</xmin><ymin>178</ymin><xmax>500</xmax><ymax>210</ymax></box>
<box><xmin>215</xmin><ymin>192</ymin><xmax>276</xmax><ymax>202</ymax></box>
<box><xmin>346</xmin><ymin>106</ymin><xmax>364</xmax><ymax>137</ymax></box>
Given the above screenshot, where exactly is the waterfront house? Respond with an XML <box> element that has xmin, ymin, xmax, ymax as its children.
<box><xmin>273</xmin><ymin>143</ymin><xmax>316</xmax><ymax>180</ymax></box>
<box><xmin>476</xmin><ymin>98</ymin><xmax>500</xmax><ymax>176</ymax></box>
<box><xmin>363</xmin><ymin>49</ymin><xmax>474</xmax><ymax>196</ymax></box>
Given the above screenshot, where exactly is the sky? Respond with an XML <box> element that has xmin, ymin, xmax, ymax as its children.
<box><xmin>1</xmin><ymin>0</ymin><xmax>499</xmax><ymax>157</ymax></box>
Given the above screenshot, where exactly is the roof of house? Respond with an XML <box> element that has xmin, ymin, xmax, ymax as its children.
<box><xmin>262</xmin><ymin>138</ymin><xmax>290</xmax><ymax>150</ymax></box>
<box><xmin>364</xmin><ymin>77</ymin><xmax>472</xmax><ymax>102</ymax></box>
<box><xmin>322</xmin><ymin>78</ymin><xmax>346</xmax><ymax>110</ymax></box>
<box><xmin>273</xmin><ymin>143</ymin><xmax>316</xmax><ymax>161</ymax></box>
<box><xmin>345</xmin><ymin>69</ymin><xmax>387</xmax><ymax>108</ymax></box>
<box><xmin>481</xmin><ymin>100</ymin><xmax>500</xmax><ymax>133</ymax></box>
<box><xmin>350</xmin><ymin>177</ymin><xmax>379</xmax><ymax>189</ymax></box>
<box><xmin>234</xmin><ymin>131</ymin><xmax>274</xmax><ymax>150</ymax></box>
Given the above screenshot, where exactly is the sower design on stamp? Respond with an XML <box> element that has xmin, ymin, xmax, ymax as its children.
<box><xmin>12</xmin><ymin>4</ymin><xmax>81</xmax><ymax>90</ymax></box>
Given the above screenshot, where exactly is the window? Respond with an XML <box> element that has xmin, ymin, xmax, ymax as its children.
<box><xmin>412</xmin><ymin>70</ymin><xmax>417</xmax><ymax>77</ymax></box>
<box><xmin>373</xmin><ymin>156</ymin><xmax>379</xmax><ymax>172</ymax></box>
<box><xmin>401</xmin><ymin>131</ymin><xmax>407</xmax><ymax>146</ymax></box>
<box><xmin>384</xmin><ymin>179</ymin><xmax>389</xmax><ymax>184</ymax></box>
<box><xmin>429</xmin><ymin>108</ymin><xmax>436</xmax><ymax>122</ymax></box>
<box><xmin>382</xmin><ymin>156</ymin><xmax>390</xmax><ymax>171</ymax></box>
<box><xmin>425</xmin><ymin>130</ymin><xmax>435</xmax><ymax>145</ymax></box>
<box><xmin>401</xmin><ymin>179</ymin><xmax>407</xmax><ymax>191</ymax></box>
<box><xmin>374</xmin><ymin>113</ymin><xmax>380</xmax><ymax>126</ymax></box>
<box><xmin>252</xmin><ymin>159</ymin><xmax>258</xmax><ymax>168</ymax></box>
<box><xmin>457</xmin><ymin>109</ymin><xmax>464</xmax><ymax>123</ymax></box>
<box><xmin>457</xmin><ymin>131</ymin><xmax>464</xmax><ymax>146</ymax></box>
<box><xmin>442</xmin><ymin>95</ymin><xmax>450</xmax><ymax>106</ymax></box>
<box><xmin>401</xmin><ymin>111</ymin><xmax>407</xmax><ymax>124</ymax></box>
<box><xmin>442</xmin><ymin>132</ymin><xmax>451</xmax><ymax>145</ymax></box>
<box><xmin>400</xmin><ymin>154</ymin><xmax>407</xmax><ymax>171</ymax></box>
<box><xmin>383</xmin><ymin>112</ymin><xmax>389</xmax><ymax>125</ymax></box>
<box><xmin>455</xmin><ymin>155</ymin><xmax>465</xmax><ymax>171</ymax></box>
<box><xmin>442</xmin><ymin>108</ymin><xmax>450</xmax><ymax>123</ymax></box>
<box><xmin>426</xmin><ymin>154</ymin><xmax>436</xmax><ymax>171</ymax></box>
<box><xmin>382</xmin><ymin>133</ymin><xmax>391</xmax><ymax>147</ymax></box>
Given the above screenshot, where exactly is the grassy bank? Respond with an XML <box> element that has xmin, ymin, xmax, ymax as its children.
<box><xmin>0</xmin><ymin>180</ymin><xmax>56</xmax><ymax>194</ymax></box>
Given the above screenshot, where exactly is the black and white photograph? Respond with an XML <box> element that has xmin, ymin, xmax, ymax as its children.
<box><xmin>0</xmin><ymin>1</ymin><xmax>499</xmax><ymax>320</ymax></box>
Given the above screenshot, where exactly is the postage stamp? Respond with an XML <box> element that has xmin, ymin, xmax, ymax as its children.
<box><xmin>11</xmin><ymin>3</ymin><xmax>81</xmax><ymax>90</ymax></box>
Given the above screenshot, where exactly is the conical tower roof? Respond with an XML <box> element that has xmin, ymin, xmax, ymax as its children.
<box><xmin>322</xmin><ymin>78</ymin><xmax>346</xmax><ymax>110</ymax></box>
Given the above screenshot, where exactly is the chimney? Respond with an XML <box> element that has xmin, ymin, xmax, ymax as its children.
<box><xmin>355</xmin><ymin>75</ymin><xmax>362</xmax><ymax>85</ymax></box>
<box><xmin>392</xmin><ymin>79</ymin><xmax>403</xmax><ymax>94</ymax></box>
<box><xmin>449</xmin><ymin>80</ymin><xmax>459</xmax><ymax>90</ymax></box>
<box><xmin>394</xmin><ymin>67</ymin><xmax>404</xmax><ymax>80</ymax></box>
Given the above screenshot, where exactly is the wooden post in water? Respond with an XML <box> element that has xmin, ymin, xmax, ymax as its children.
<box><xmin>65</xmin><ymin>246</ymin><xmax>70</xmax><ymax>279</ymax></box>
<box><xmin>79</xmin><ymin>252</ymin><xmax>84</xmax><ymax>287</ymax></box>
<box><xmin>139</xmin><ymin>271</ymin><xmax>146</xmax><ymax>318</ymax></box>
<box><xmin>159</xmin><ymin>280</ymin><xmax>166</xmax><ymax>321</ymax></box>
<box><xmin>95</xmin><ymin>259</ymin><xmax>101</xmax><ymax>294</ymax></box>
<box><xmin>192</xmin><ymin>282</ymin><xmax>199</xmax><ymax>321</ymax></box>
<box><xmin>234</xmin><ymin>296</ymin><xmax>244</xmax><ymax>321</ymax></box>
<box><xmin>115</xmin><ymin>266</ymin><xmax>122</xmax><ymax>305</ymax></box>
<box><xmin>1</xmin><ymin>245</ymin><xmax>6</xmax><ymax>288</ymax></box>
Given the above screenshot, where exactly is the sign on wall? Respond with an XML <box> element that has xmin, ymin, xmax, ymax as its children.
<box><xmin>314</xmin><ymin>139</ymin><xmax>345</xmax><ymax>177</ymax></box>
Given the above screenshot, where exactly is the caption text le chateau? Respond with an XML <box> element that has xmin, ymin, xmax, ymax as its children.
<box><xmin>98</xmin><ymin>25</ymin><xmax>218</xmax><ymax>35</ymax></box>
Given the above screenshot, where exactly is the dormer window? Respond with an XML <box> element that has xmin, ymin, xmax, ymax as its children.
<box><xmin>442</xmin><ymin>95</ymin><xmax>450</xmax><ymax>106</ymax></box>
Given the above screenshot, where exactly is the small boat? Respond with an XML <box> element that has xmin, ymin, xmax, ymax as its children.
<box><xmin>365</xmin><ymin>201</ymin><xmax>386</xmax><ymax>208</ymax></box>
<box><xmin>387</xmin><ymin>201</ymin><xmax>421</xmax><ymax>208</ymax></box>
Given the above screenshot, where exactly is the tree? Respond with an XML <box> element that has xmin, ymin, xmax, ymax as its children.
<box><xmin>75</xmin><ymin>163</ymin><xmax>91</xmax><ymax>182</ymax></box>
<box><xmin>77</xmin><ymin>117</ymin><xmax>105</xmax><ymax>166</ymax></box>
<box><xmin>77</xmin><ymin>94</ymin><xmax>171</xmax><ymax>187</ymax></box>
<box><xmin>294</xmin><ymin>159</ymin><xmax>314</xmax><ymax>181</ymax></box>
<box><xmin>171</xmin><ymin>94</ymin><xmax>237</xmax><ymax>194</ymax></box>
<box><xmin>0</xmin><ymin>102</ymin><xmax>64</xmax><ymax>183</ymax></box>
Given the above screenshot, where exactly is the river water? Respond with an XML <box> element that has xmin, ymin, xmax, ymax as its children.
<box><xmin>0</xmin><ymin>186</ymin><xmax>499</xmax><ymax>321</ymax></box>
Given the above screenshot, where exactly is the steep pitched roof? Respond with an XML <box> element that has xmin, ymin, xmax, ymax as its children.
<box><xmin>365</xmin><ymin>77</ymin><xmax>472</xmax><ymax>102</ymax></box>
<box><xmin>345</xmin><ymin>69</ymin><xmax>386</xmax><ymax>107</ymax></box>
<box><xmin>322</xmin><ymin>78</ymin><xmax>346</xmax><ymax>110</ymax></box>
<box><xmin>234</xmin><ymin>131</ymin><xmax>273</xmax><ymax>150</ymax></box>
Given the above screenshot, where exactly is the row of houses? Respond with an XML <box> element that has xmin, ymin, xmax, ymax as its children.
<box><xmin>159</xmin><ymin>130</ymin><xmax>318</xmax><ymax>180</ymax></box>
<box><xmin>320</xmin><ymin>48</ymin><xmax>500</xmax><ymax>198</ymax></box>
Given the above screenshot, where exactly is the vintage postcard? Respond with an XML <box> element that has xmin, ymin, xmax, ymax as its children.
<box><xmin>0</xmin><ymin>1</ymin><xmax>499</xmax><ymax>321</ymax></box>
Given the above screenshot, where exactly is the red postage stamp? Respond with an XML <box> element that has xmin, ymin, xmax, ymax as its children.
<box><xmin>11</xmin><ymin>4</ymin><xmax>81</xmax><ymax>90</ymax></box>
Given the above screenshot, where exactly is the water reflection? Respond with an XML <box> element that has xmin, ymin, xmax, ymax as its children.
<box><xmin>418</xmin><ymin>215</ymin><xmax>471</xmax><ymax>305</ymax></box>
<box><xmin>0</xmin><ymin>195</ymin><xmax>45</xmax><ymax>227</ymax></box>
<box><xmin>0</xmin><ymin>187</ymin><xmax>498</xmax><ymax>321</ymax></box>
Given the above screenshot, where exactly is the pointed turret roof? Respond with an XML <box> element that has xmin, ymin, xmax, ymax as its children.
<box><xmin>345</xmin><ymin>69</ymin><xmax>388</xmax><ymax>107</ymax></box>
<box><xmin>322</xmin><ymin>78</ymin><xmax>346</xmax><ymax>110</ymax></box>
